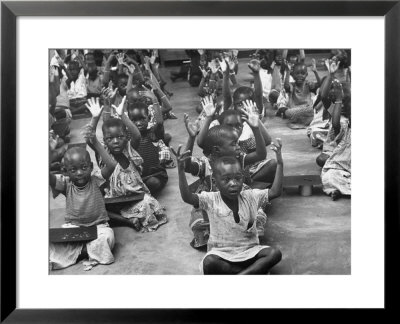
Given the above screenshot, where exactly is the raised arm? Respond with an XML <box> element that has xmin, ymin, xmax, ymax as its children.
<box><xmin>310</xmin><ymin>58</ymin><xmax>321</xmax><ymax>87</ymax></box>
<box><xmin>283</xmin><ymin>60</ymin><xmax>291</xmax><ymax>93</ymax></box>
<box><xmin>83</xmin><ymin>123</ymin><xmax>117</xmax><ymax>180</ymax></box>
<box><xmin>220</xmin><ymin>59</ymin><xmax>232</xmax><ymax>110</ymax></box>
<box><xmin>102</xmin><ymin>53</ymin><xmax>115</xmax><ymax>87</ymax></box>
<box><xmin>196</xmin><ymin>96</ymin><xmax>217</xmax><ymax>149</ymax></box>
<box><xmin>248</xmin><ymin>59</ymin><xmax>263</xmax><ymax>115</ymax></box>
<box><xmin>331</xmin><ymin>80</ymin><xmax>344</xmax><ymax>136</ymax></box>
<box><xmin>111</xmin><ymin>96</ymin><xmax>141</xmax><ymax>149</ymax></box>
<box><xmin>241</xmin><ymin>102</ymin><xmax>266</xmax><ymax>166</ymax></box>
<box><xmin>171</xmin><ymin>145</ymin><xmax>199</xmax><ymax>207</ymax></box>
<box><xmin>268</xmin><ymin>138</ymin><xmax>283</xmax><ymax>200</ymax></box>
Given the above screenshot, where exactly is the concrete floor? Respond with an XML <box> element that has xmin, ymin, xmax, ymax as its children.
<box><xmin>50</xmin><ymin>57</ymin><xmax>350</xmax><ymax>275</ymax></box>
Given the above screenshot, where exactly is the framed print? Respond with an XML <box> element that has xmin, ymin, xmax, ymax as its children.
<box><xmin>1</xmin><ymin>0</ymin><xmax>399</xmax><ymax>322</ymax></box>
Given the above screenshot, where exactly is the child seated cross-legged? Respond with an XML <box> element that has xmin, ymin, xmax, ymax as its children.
<box><xmin>182</xmin><ymin>106</ymin><xmax>269</xmax><ymax>249</ymax></box>
<box><xmin>49</xmin><ymin>138</ymin><xmax>116</xmax><ymax>271</ymax></box>
<box><xmin>277</xmin><ymin>60</ymin><xmax>321</xmax><ymax>129</ymax></box>
<box><xmin>85</xmin><ymin>97</ymin><xmax>167</xmax><ymax>232</ymax></box>
<box><xmin>172</xmin><ymin>138</ymin><xmax>283</xmax><ymax>275</ymax></box>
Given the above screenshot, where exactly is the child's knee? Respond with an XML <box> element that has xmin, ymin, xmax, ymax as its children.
<box><xmin>316</xmin><ymin>153</ymin><xmax>329</xmax><ymax>167</ymax></box>
<box><xmin>270</xmin><ymin>247</ymin><xmax>282</xmax><ymax>262</ymax></box>
<box><xmin>145</xmin><ymin>177</ymin><xmax>163</xmax><ymax>193</ymax></box>
<box><xmin>202</xmin><ymin>255</ymin><xmax>220</xmax><ymax>274</ymax></box>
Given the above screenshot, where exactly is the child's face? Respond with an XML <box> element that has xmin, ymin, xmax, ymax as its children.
<box><xmin>103</xmin><ymin>126</ymin><xmax>128</xmax><ymax>154</ymax></box>
<box><xmin>221</xmin><ymin>115</ymin><xmax>243</xmax><ymax>137</ymax></box>
<box><xmin>292</xmin><ymin>65</ymin><xmax>307</xmax><ymax>84</ymax></box>
<box><xmin>117</xmin><ymin>77</ymin><xmax>128</xmax><ymax>96</ymax></box>
<box><xmin>68</xmin><ymin>66</ymin><xmax>80</xmax><ymax>80</ymax></box>
<box><xmin>214</xmin><ymin>161</ymin><xmax>244</xmax><ymax>200</ymax></box>
<box><xmin>215</xmin><ymin>132</ymin><xmax>240</xmax><ymax>157</ymax></box>
<box><xmin>274</xmin><ymin>53</ymin><xmax>283</xmax><ymax>65</ymax></box>
<box><xmin>64</xmin><ymin>153</ymin><xmax>93</xmax><ymax>187</ymax></box>
<box><xmin>128</xmin><ymin>108</ymin><xmax>149</xmax><ymax>132</ymax></box>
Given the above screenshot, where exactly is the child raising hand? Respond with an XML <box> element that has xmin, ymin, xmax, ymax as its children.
<box><xmin>171</xmin><ymin>138</ymin><xmax>283</xmax><ymax>275</ymax></box>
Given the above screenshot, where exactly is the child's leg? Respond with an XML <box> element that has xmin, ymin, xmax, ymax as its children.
<box><xmin>238</xmin><ymin>247</ymin><xmax>282</xmax><ymax>275</ymax></box>
<box><xmin>86</xmin><ymin>224</ymin><xmax>115</xmax><ymax>265</ymax></box>
<box><xmin>316</xmin><ymin>152</ymin><xmax>330</xmax><ymax>168</ymax></box>
<box><xmin>251</xmin><ymin>159</ymin><xmax>277</xmax><ymax>184</ymax></box>
<box><xmin>203</xmin><ymin>255</ymin><xmax>244</xmax><ymax>275</ymax></box>
<box><xmin>144</xmin><ymin>176</ymin><xmax>165</xmax><ymax>195</ymax></box>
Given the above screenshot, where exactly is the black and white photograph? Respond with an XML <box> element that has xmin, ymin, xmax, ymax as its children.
<box><xmin>48</xmin><ymin>48</ymin><xmax>351</xmax><ymax>275</ymax></box>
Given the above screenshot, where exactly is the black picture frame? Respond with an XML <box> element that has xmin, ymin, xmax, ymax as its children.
<box><xmin>1</xmin><ymin>1</ymin><xmax>399</xmax><ymax>322</ymax></box>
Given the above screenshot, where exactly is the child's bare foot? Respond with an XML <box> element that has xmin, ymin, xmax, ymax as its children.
<box><xmin>130</xmin><ymin>218</ymin><xmax>142</xmax><ymax>231</ymax></box>
<box><xmin>331</xmin><ymin>190</ymin><xmax>341</xmax><ymax>201</ymax></box>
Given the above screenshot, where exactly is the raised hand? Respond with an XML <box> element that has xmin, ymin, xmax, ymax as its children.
<box><xmin>150</xmin><ymin>51</ymin><xmax>157</xmax><ymax>64</ymax></box>
<box><xmin>270</xmin><ymin>138</ymin><xmax>283</xmax><ymax>164</ymax></box>
<box><xmin>49</xmin><ymin>66</ymin><xmax>58</xmax><ymax>82</ymax></box>
<box><xmin>199</xmin><ymin>66</ymin><xmax>209</xmax><ymax>78</ymax></box>
<box><xmin>311</xmin><ymin>58</ymin><xmax>317</xmax><ymax>72</ymax></box>
<box><xmin>112</xmin><ymin>96</ymin><xmax>127</xmax><ymax>116</ymax></box>
<box><xmin>116</xmin><ymin>53</ymin><xmax>125</xmax><ymax>65</ymax></box>
<box><xmin>85</xmin><ymin>97</ymin><xmax>104</xmax><ymax>118</ymax></box>
<box><xmin>201</xmin><ymin>95</ymin><xmax>216</xmax><ymax>117</ymax></box>
<box><xmin>325</xmin><ymin>59</ymin><xmax>340</xmax><ymax>74</ymax></box>
<box><xmin>218</xmin><ymin>58</ymin><xmax>228</xmax><ymax>73</ymax></box>
<box><xmin>242</xmin><ymin>99</ymin><xmax>257</xmax><ymax>115</ymax></box>
<box><xmin>122</xmin><ymin>62</ymin><xmax>136</xmax><ymax>75</ymax></box>
<box><xmin>138</xmin><ymin>89</ymin><xmax>157</xmax><ymax>103</ymax></box>
<box><xmin>49</xmin><ymin>131</ymin><xmax>58</xmax><ymax>151</ymax></box>
<box><xmin>184</xmin><ymin>113</ymin><xmax>200</xmax><ymax>137</ymax></box>
<box><xmin>198</xmin><ymin>49</ymin><xmax>205</xmax><ymax>55</ymax></box>
<box><xmin>248</xmin><ymin>59</ymin><xmax>261</xmax><ymax>73</ymax></box>
<box><xmin>241</xmin><ymin>100</ymin><xmax>259</xmax><ymax>128</ymax></box>
<box><xmin>209</xmin><ymin>60</ymin><xmax>219</xmax><ymax>74</ymax></box>
<box><xmin>171</xmin><ymin>144</ymin><xmax>192</xmax><ymax>170</ymax></box>
<box><xmin>143</xmin><ymin>56</ymin><xmax>151</xmax><ymax>70</ymax></box>
<box><xmin>331</xmin><ymin>79</ymin><xmax>344</xmax><ymax>101</ymax></box>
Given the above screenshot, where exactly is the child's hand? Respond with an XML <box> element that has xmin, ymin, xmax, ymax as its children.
<box><xmin>198</xmin><ymin>49</ymin><xmax>205</xmax><ymax>55</ymax></box>
<box><xmin>122</xmin><ymin>62</ymin><xmax>136</xmax><ymax>75</ymax></box>
<box><xmin>209</xmin><ymin>60</ymin><xmax>219</xmax><ymax>74</ymax></box>
<box><xmin>199</xmin><ymin>66</ymin><xmax>209</xmax><ymax>79</ymax></box>
<box><xmin>325</xmin><ymin>59</ymin><xmax>340</xmax><ymax>74</ymax></box>
<box><xmin>184</xmin><ymin>113</ymin><xmax>200</xmax><ymax>137</ymax></box>
<box><xmin>139</xmin><ymin>89</ymin><xmax>157</xmax><ymax>103</ymax></box>
<box><xmin>49</xmin><ymin>131</ymin><xmax>58</xmax><ymax>151</ymax></box>
<box><xmin>116</xmin><ymin>53</ymin><xmax>125</xmax><ymax>66</ymax></box>
<box><xmin>49</xmin><ymin>66</ymin><xmax>58</xmax><ymax>82</ymax></box>
<box><xmin>112</xmin><ymin>96</ymin><xmax>127</xmax><ymax>116</ymax></box>
<box><xmin>150</xmin><ymin>51</ymin><xmax>157</xmax><ymax>64</ymax></box>
<box><xmin>201</xmin><ymin>95</ymin><xmax>216</xmax><ymax>117</ymax></box>
<box><xmin>218</xmin><ymin>58</ymin><xmax>228</xmax><ymax>73</ymax></box>
<box><xmin>311</xmin><ymin>58</ymin><xmax>317</xmax><ymax>72</ymax></box>
<box><xmin>248</xmin><ymin>59</ymin><xmax>261</xmax><ymax>73</ymax></box>
<box><xmin>331</xmin><ymin>79</ymin><xmax>344</xmax><ymax>101</ymax></box>
<box><xmin>270</xmin><ymin>138</ymin><xmax>283</xmax><ymax>164</ymax></box>
<box><xmin>143</xmin><ymin>56</ymin><xmax>151</xmax><ymax>70</ymax></box>
<box><xmin>85</xmin><ymin>97</ymin><xmax>104</xmax><ymax>118</ymax></box>
<box><xmin>241</xmin><ymin>100</ymin><xmax>259</xmax><ymax>128</ymax></box>
<box><xmin>171</xmin><ymin>144</ymin><xmax>192</xmax><ymax>170</ymax></box>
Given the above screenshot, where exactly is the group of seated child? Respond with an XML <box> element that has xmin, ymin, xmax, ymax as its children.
<box><xmin>49</xmin><ymin>48</ymin><xmax>351</xmax><ymax>274</ymax></box>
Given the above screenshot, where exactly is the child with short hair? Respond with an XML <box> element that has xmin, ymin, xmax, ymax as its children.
<box><xmin>49</xmin><ymin>139</ymin><xmax>116</xmax><ymax>271</ymax></box>
<box><xmin>181</xmin><ymin>105</ymin><xmax>268</xmax><ymax>249</ymax></box>
<box><xmin>85</xmin><ymin>97</ymin><xmax>167</xmax><ymax>232</ymax></box>
<box><xmin>127</xmin><ymin>101</ymin><xmax>169</xmax><ymax>195</ymax></box>
<box><xmin>172</xmin><ymin>137</ymin><xmax>283</xmax><ymax>274</ymax></box>
<box><xmin>277</xmin><ymin>60</ymin><xmax>321</xmax><ymax>129</ymax></box>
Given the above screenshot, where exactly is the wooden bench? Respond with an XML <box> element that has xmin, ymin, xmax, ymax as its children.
<box><xmin>283</xmin><ymin>175</ymin><xmax>322</xmax><ymax>196</ymax></box>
